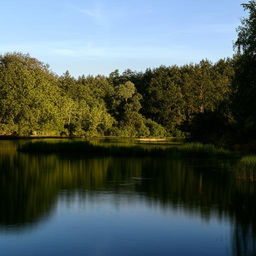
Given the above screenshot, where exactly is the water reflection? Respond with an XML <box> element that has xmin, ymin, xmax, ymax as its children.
<box><xmin>0</xmin><ymin>140</ymin><xmax>256</xmax><ymax>255</ymax></box>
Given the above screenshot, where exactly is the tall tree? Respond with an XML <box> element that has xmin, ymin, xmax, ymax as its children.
<box><xmin>233</xmin><ymin>0</ymin><xmax>256</xmax><ymax>137</ymax></box>
<box><xmin>0</xmin><ymin>53</ymin><xmax>65</xmax><ymax>135</ymax></box>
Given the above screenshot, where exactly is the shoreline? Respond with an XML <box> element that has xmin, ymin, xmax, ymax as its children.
<box><xmin>0</xmin><ymin>135</ymin><xmax>176</xmax><ymax>141</ymax></box>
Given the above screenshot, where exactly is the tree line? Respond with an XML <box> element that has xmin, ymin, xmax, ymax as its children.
<box><xmin>0</xmin><ymin>1</ymin><xmax>255</xmax><ymax>147</ymax></box>
<box><xmin>0</xmin><ymin>53</ymin><xmax>233</xmax><ymax>138</ymax></box>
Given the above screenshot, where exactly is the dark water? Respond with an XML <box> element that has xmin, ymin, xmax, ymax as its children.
<box><xmin>0</xmin><ymin>140</ymin><xmax>256</xmax><ymax>256</ymax></box>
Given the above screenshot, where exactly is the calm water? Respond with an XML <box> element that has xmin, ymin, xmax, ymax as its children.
<box><xmin>0</xmin><ymin>140</ymin><xmax>255</xmax><ymax>256</ymax></box>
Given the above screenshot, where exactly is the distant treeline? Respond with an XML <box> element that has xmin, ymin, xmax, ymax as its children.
<box><xmin>0</xmin><ymin>53</ymin><xmax>233</xmax><ymax>138</ymax></box>
<box><xmin>0</xmin><ymin>1</ymin><xmax>255</xmax><ymax>147</ymax></box>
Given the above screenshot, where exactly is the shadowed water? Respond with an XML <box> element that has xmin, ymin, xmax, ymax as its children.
<box><xmin>0</xmin><ymin>140</ymin><xmax>255</xmax><ymax>256</ymax></box>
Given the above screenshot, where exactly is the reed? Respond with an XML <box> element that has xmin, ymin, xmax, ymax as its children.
<box><xmin>240</xmin><ymin>155</ymin><xmax>256</xmax><ymax>168</ymax></box>
<box><xmin>18</xmin><ymin>141</ymin><xmax>234</xmax><ymax>158</ymax></box>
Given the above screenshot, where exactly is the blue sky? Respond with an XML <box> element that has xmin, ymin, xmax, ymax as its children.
<box><xmin>0</xmin><ymin>0</ymin><xmax>244</xmax><ymax>76</ymax></box>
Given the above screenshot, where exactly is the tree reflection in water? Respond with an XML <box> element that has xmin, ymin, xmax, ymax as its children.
<box><xmin>0</xmin><ymin>140</ymin><xmax>256</xmax><ymax>256</ymax></box>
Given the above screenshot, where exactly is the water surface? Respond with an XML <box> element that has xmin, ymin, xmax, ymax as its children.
<box><xmin>0</xmin><ymin>140</ymin><xmax>255</xmax><ymax>256</ymax></box>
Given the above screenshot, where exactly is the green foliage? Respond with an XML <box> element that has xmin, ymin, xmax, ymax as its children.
<box><xmin>181</xmin><ymin>59</ymin><xmax>233</xmax><ymax>117</ymax></box>
<box><xmin>0</xmin><ymin>53</ymin><xmax>66</xmax><ymax>135</ymax></box>
<box><xmin>146</xmin><ymin>67</ymin><xmax>185</xmax><ymax>133</ymax></box>
<box><xmin>232</xmin><ymin>1</ymin><xmax>256</xmax><ymax>141</ymax></box>
<box><xmin>145</xmin><ymin>119</ymin><xmax>167</xmax><ymax>137</ymax></box>
<box><xmin>180</xmin><ymin>1</ymin><xmax>256</xmax><ymax>148</ymax></box>
<box><xmin>58</xmin><ymin>72</ymin><xmax>115</xmax><ymax>136</ymax></box>
<box><xmin>235</xmin><ymin>1</ymin><xmax>256</xmax><ymax>56</ymax></box>
<box><xmin>0</xmin><ymin>52</ymin><xmax>234</xmax><ymax>138</ymax></box>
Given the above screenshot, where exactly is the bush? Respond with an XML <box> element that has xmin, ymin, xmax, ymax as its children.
<box><xmin>145</xmin><ymin>119</ymin><xmax>167</xmax><ymax>137</ymax></box>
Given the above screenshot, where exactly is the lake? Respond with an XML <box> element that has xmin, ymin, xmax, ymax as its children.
<box><xmin>0</xmin><ymin>139</ymin><xmax>255</xmax><ymax>256</ymax></box>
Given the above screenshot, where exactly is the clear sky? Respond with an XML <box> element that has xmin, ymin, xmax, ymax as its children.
<box><xmin>0</xmin><ymin>0</ymin><xmax>245</xmax><ymax>76</ymax></box>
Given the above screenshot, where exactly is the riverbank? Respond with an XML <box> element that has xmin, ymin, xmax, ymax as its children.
<box><xmin>0</xmin><ymin>135</ymin><xmax>172</xmax><ymax>140</ymax></box>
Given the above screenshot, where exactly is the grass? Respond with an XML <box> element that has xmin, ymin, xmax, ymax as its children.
<box><xmin>176</xmin><ymin>143</ymin><xmax>233</xmax><ymax>157</ymax></box>
<box><xmin>239</xmin><ymin>155</ymin><xmax>256</xmax><ymax>168</ymax></box>
<box><xmin>235</xmin><ymin>155</ymin><xmax>256</xmax><ymax>182</ymax></box>
<box><xmin>18</xmin><ymin>141</ymin><xmax>235</xmax><ymax>158</ymax></box>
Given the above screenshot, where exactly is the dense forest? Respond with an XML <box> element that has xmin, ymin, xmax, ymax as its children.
<box><xmin>0</xmin><ymin>1</ymin><xmax>255</xmax><ymax>147</ymax></box>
